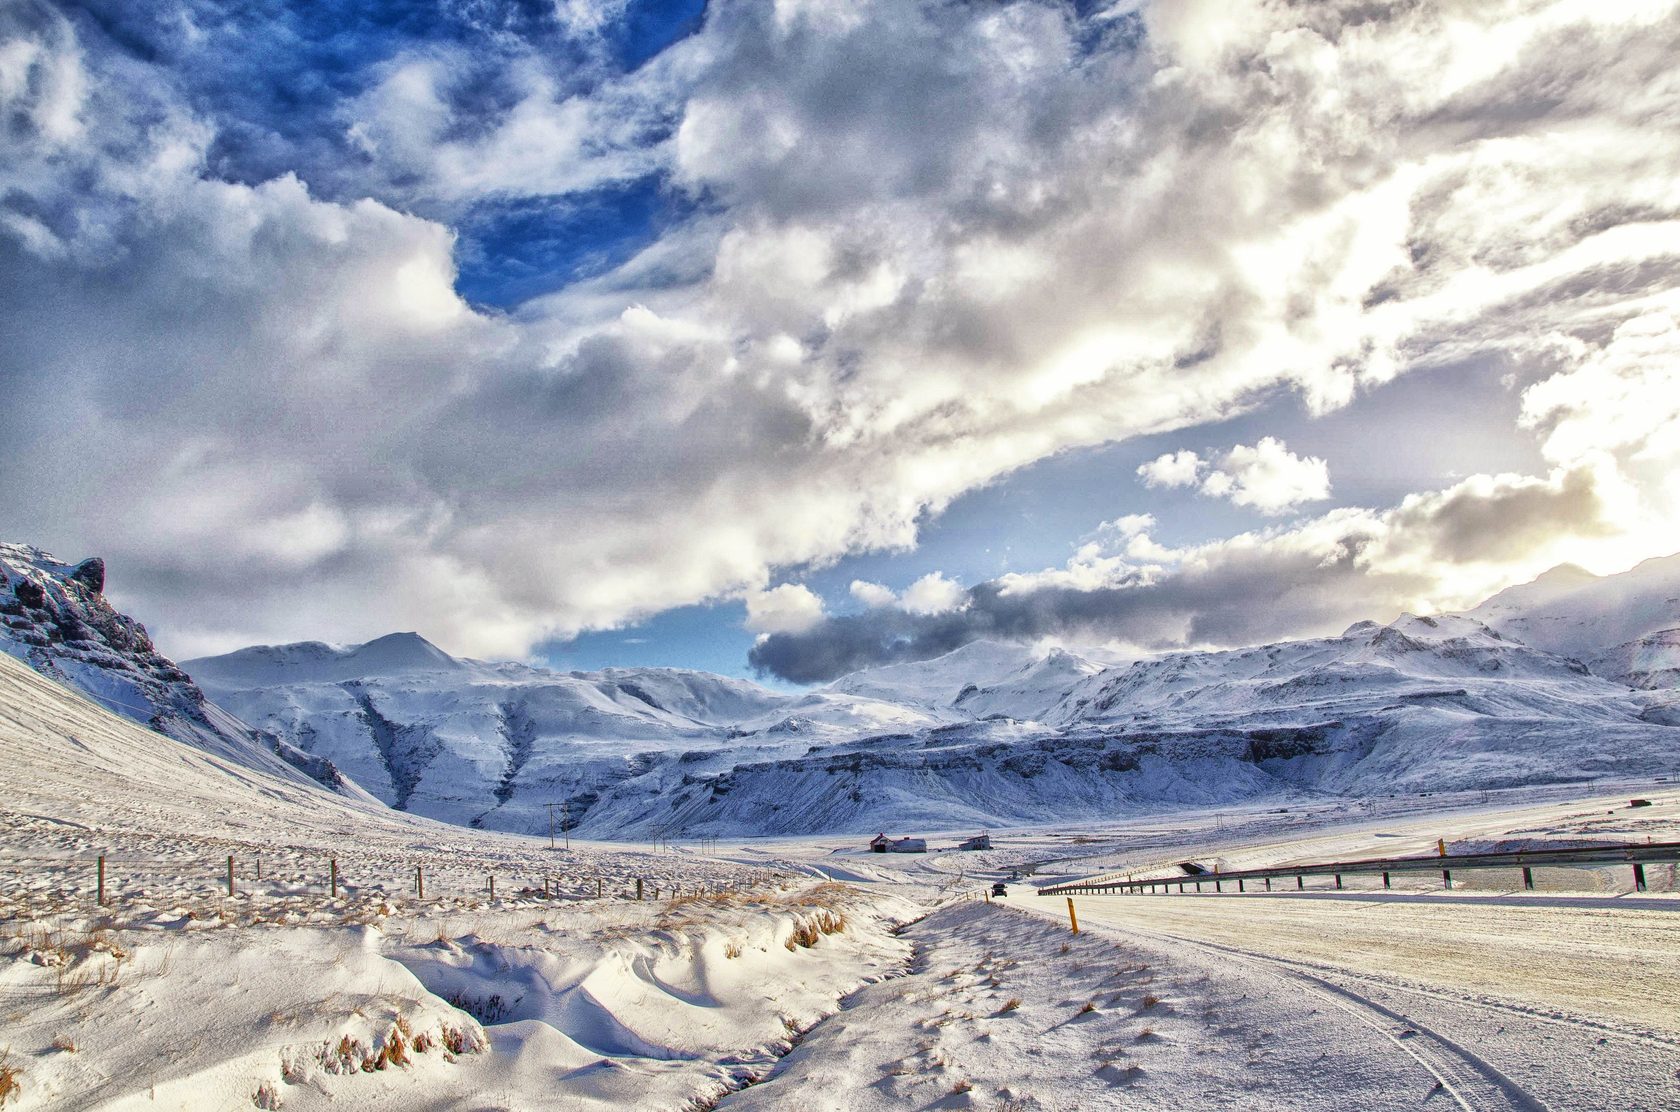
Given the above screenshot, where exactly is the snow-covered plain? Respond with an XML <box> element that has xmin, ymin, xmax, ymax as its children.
<box><xmin>0</xmin><ymin>651</ymin><xmax>914</xmax><ymax>1110</ymax></box>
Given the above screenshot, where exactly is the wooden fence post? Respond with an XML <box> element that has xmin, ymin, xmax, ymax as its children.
<box><xmin>416</xmin><ymin>866</ymin><xmax>424</xmax><ymax>899</ymax></box>
<box><xmin>97</xmin><ymin>855</ymin><xmax>105</xmax><ymax>906</ymax></box>
<box><xmin>1065</xmin><ymin>897</ymin><xmax>1079</xmax><ymax>934</ymax></box>
<box><xmin>330</xmin><ymin>858</ymin><xmax>338</xmax><ymax>898</ymax></box>
<box><xmin>637</xmin><ymin>878</ymin><xmax>643</xmax><ymax>901</ymax></box>
<box><xmin>596</xmin><ymin>878</ymin><xmax>602</xmax><ymax>898</ymax></box>
<box><xmin>227</xmin><ymin>855</ymin><xmax>235</xmax><ymax>896</ymax></box>
<box><xmin>489</xmin><ymin>875</ymin><xmax>495</xmax><ymax>900</ymax></box>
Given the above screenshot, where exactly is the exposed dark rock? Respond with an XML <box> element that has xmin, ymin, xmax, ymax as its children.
<box><xmin>70</xmin><ymin>557</ymin><xmax>105</xmax><ymax>594</ymax></box>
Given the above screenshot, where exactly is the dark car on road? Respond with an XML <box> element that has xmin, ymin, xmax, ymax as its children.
<box><xmin>991</xmin><ymin>882</ymin><xmax>1008</xmax><ymax>896</ymax></box>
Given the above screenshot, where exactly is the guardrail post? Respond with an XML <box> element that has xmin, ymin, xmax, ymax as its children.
<box><xmin>1215</xmin><ymin>879</ymin><xmax>1222</xmax><ymax>893</ymax></box>
<box><xmin>1264</xmin><ymin>877</ymin><xmax>1271</xmax><ymax>891</ymax></box>
<box><xmin>1382</xmin><ymin>871</ymin><xmax>1390</xmax><ymax>889</ymax></box>
<box><xmin>1634</xmin><ymin>863</ymin><xmax>1647</xmax><ymax>892</ymax></box>
<box><xmin>1442</xmin><ymin>869</ymin><xmax>1452</xmax><ymax>889</ymax></box>
<box><xmin>1334</xmin><ymin>874</ymin><xmax>1342</xmax><ymax>890</ymax></box>
<box><xmin>1522</xmin><ymin>866</ymin><xmax>1533</xmax><ymax>890</ymax></box>
<box><xmin>1177</xmin><ymin>881</ymin><xmax>1184</xmax><ymax>893</ymax></box>
<box><xmin>1194</xmin><ymin>880</ymin><xmax>1201</xmax><ymax>893</ymax></box>
<box><xmin>1296</xmin><ymin>875</ymin><xmax>1303</xmax><ymax>890</ymax></box>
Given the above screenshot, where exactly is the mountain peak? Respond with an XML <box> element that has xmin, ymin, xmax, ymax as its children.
<box><xmin>349</xmin><ymin>631</ymin><xmax>457</xmax><ymax>671</ymax></box>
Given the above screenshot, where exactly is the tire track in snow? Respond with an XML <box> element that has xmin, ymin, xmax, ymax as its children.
<box><xmin>1187</xmin><ymin>939</ymin><xmax>1680</xmax><ymax>1055</ymax></box>
<box><xmin>1120</xmin><ymin>929</ymin><xmax>1549</xmax><ymax>1112</ymax></box>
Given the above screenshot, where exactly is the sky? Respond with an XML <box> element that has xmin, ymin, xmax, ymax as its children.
<box><xmin>2</xmin><ymin>0</ymin><xmax>1678</xmax><ymax>684</ymax></box>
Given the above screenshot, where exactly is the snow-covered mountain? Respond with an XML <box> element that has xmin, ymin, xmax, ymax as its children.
<box><xmin>0</xmin><ymin>543</ymin><xmax>363</xmax><ymax>796</ymax></box>
<box><xmin>185</xmin><ymin>633</ymin><xmax>940</xmax><ymax>832</ymax></box>
<box><xmin>26</xmin><ymin>538</ymin><xmax>1673</xmax><ymax>839</ymax></box>
<box><xmin>1464</xmin><ymin>553</ymin><xmax>1680</xmax><ymax>685</ymax></box>
<box><xmin>826</xmin><ymin>640</ymin><xmax>1045</xmax><ymax>710</ymax></box>
<box><xmin>188</xmin><ymin>610</ymin><xmax>1680</xmax><ymax>837</ymax></box>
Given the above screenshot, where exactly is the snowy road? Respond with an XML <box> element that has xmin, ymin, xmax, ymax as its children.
<box><xmin>1016</xmin><ymin>891</ymin><xmax>1680</xmax><ymax>1110</ymax></box>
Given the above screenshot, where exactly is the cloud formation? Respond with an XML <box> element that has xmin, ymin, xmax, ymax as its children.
<box><xmin>744</xmin><ymin>583</ymin><xmax>826</xmax><ymax>635</ymax></box>
<box><xmin>1</xmin><ymin>0</ymin><xmax>1678</xmax><ymax>667</ymax></box>
<box><xmin>750</xmin><ymin>456</ymin><xmax>1639</xmax><ymax>682</ymax></box>
<box><xmin>1138</xmin><ymin>437</ymin><xmax>1331</xmax><ymax>514</ymax></box>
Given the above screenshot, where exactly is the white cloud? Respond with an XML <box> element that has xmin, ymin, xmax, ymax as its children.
<box><xmin>1136</xmin><ymin>451</ymin><xmax>1203</xmax><ymax>489</ymax></box>
<box><xmin>1201</xmin><ymin>438</ymin><xmax>1331</xmax><ymax>515</ymax></box>
<box><xmin>899</xmin><ymin>571</ymin><xmax>967</xmax><ymax>615</ymax></box>
<box><xmin>1140</xmin><ymin>439</ymin><xmax>1331</xmax><ymax>514</ymax></box>
<box><xmin>3</xmin><ymin>0</ymin><xmax>1680</xmax><ymax>663</ymax></box>
<box><xmin>849</xmin><ymin>579</ymin><xmax>897</xmax><ymax>608</ymax></box>
<box><xmin>745</xmin><ymin>583</ymin><xmax>826</xmax><ymax>635</ymax></box>
<box><xmin>1520</xmin><ymin>312</ymin><xmax>1680</xmax><ymax>469</ymax></box>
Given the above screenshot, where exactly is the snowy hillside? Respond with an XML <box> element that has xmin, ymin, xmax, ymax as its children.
<box><xmin>187</xmin><ymin>612</ymin><xmax>1680</xmax><ymax>838</ymax></box>
<box><xmin>0</xmin><ymin>542</ymin><xmax>360</xmax><ymax>796</ymax></box>
<box><xmin>826</xmin><ymin>640</ymin><xmax>1044</xmax><ymax>709</ymax></box>
<box><xmin>155</xmin><ymin>552</ymin><xmax>1680</xmax><ymax>838</ymax></box>
<box><xmin>185</xmin><ymin>634</ymin><xmax>939</xmax><ymax>833</ymax></box>
<box><xmin>1465</xmin><ymin>553</ymin><xmax>1680</xmax><ymax>672</ymax></box>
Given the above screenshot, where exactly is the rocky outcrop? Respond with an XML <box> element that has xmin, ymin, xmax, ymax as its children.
<box><xmin>0</xmin><ymin>543</ymin><xmax>362</xmax><ymax>797</ymax></box>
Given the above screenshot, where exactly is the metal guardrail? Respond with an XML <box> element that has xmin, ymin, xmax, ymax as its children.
<box><xmin>1039</xmin><ymin>840</ymin><xmax>1680</xmax><ymax>896</ymax></box>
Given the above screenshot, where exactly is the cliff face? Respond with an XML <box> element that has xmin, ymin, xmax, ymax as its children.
<box><xmin>0</xmin><ymin>542</ymin><xmax>363</xmax><ymax>796</ymax></box>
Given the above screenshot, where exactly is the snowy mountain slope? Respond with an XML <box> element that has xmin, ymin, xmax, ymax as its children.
<box><xmin>185</xmin><ymin>634</ymin><xmax>939</xmax><ymax>833</ymax></box>
<box><xmin>1464</xmin><ymin>552</ymin><xmax>1680</xmax><ymax>676</ymax></box>
<box><xmin>951</xmin><ymin>646</ymin><xmax>1106</xmax><ymax>721</ymax></box>
<box><xmin>180</xmin><ymin>558</ymin><xmax>1680</xmax><ymax>839</ymax></box>
<box><xmin>602</xmin><ymin>612</ymin><xmax>1677</xmax><ymax>837</ymax></box>
<box><xmin>825</xmin><ymin>640</ymin><xmax>1043</xmax><ymax>709</ymax></box>
<box><xmin>0</xmin><ymin>542</ymin><xmax>362</xmax><ymax>796</ymax></box>
<box><xmin>1591</xmin><ymin>628</ymin><xmax>1680</xmax><ymax>690</ymax></box>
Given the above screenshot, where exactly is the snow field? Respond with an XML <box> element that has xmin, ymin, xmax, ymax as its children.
<box><xmin>0</xmin><ymin>651</ymin><xmax>927</xmax><ymax>1110</ymax></box>
<box><xmin>718</xmin><ymin>899</ymin><xmax>1438</xmax><ymax>1111</ymax></box>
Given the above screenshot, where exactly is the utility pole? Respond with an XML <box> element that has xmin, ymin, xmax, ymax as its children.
<box><xmin>547</xmin><ymin>800</ymin><xmax>570</xmax><ymax>850</ymax></box>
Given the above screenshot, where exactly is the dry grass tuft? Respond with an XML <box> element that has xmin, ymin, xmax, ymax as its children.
<box><xmin>724</xmin><ymin>941</ymin><xmax>743</xmax><ymax>959</ymax></box>
<box><xmin>1078</xmin><ymin>1001</ymin><xmax>1097</xmax><ymax>1014</ymax></box>
<box><xmin>996</xmin><ymin>997</ymin><xmax>1022</xmax><ymax>1015</ymax></box>
<box><xmin>50</xmin><ymin>1035</ymin><xmax>76</xmax><ymax>1053</ymax></box>
<box><xmin>0</xmin><ymin>1051</ymin><xmax>16</xmax><ymax>1106</ymax></box>
<box><xmin>784</xmin><ymin>909</ymin><xmax>846</xmax><ymax>950</ymax></box>
<box><xmin>1139</xmin><ymin>993</ymin><xmax>1161</xmax><ymax>1010</ymax></box>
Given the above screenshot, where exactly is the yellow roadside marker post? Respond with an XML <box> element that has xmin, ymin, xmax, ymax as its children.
<box><xmin>1066</xmin><ymin>897</ymin><xmax>1080</xmax><ymax>934</ymax></box>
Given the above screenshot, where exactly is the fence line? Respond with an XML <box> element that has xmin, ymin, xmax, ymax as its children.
<box><xmin>0</xmin><ymin>850</ymin><xmax>788</xmax><ymax>909</ymax></box>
